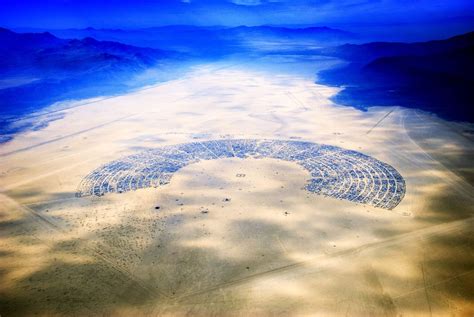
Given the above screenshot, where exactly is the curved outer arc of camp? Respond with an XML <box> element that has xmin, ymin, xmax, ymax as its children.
<box><xmin>267</xmin><ymin>142</ymin><xmax>344</xmax><ymax>199</ymax></box>
<box><xmin>377</xmin><ymin>163</ymin><xmax>397</xmax><ymax>208</ymax></box>
<box><xmin>76</xmin><ymin>139</ymin><xmax>406</xmax><ymax>210</ymax></box>
<box><xmin>338</xmin><ymin>153</ymin><xmax>381</xmax><ymax>206</ymax></box>
<box><xmin>307</xmin><ymin>157</ymin><xmax>341</xmax><ymax>196</ymax></box>
<box><xmin>313</xmin><ymin>156</ymin><xmax>350</xmax><ymax>199</ymax></box>
<box><xmin>382</xmin><ymin>161</ymin><xmax>406</xmax><ymax>209</ymax></box>
<box><xmin>348</xmin><ymin>155</ymin><xmax>372</xmax><ymax>200</ymax></box>
<box><xmin>253</xmin><ymin>139</ymin><xmax>403</xmax><ymax>210</ymax></box>
<box><xmin>369</xmin><ymin>159</ymin><xmax>403</xmax><ymax>209</ymax></box>
<box><xmin>350</xmin><ymin>155</ymin><xmax>379</xmax><ymax>204</ymax></box>
<box><xmin>335</xmin><ymin>151</ymin><xmax>391</xmax><ymax>208</ymax></box>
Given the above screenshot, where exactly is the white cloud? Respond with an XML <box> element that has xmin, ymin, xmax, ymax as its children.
<box><xmin>230</xmin><ymin>0</ymin><xmax>263</xmax><ymax>6</ymax></box>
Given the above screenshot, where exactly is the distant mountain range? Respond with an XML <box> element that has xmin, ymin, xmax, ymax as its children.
<box><xmin>318</xmin><ymin>31</ymin><xmax>474</xmax><ymax>63</ymax></box>
<box><xmin>0</xmin><ymin>28</ymin><xmax>179</xmax><ymax>141</ymax></box>
<box><xmin>15</xmin><ymin>25</ymin><xmax>356</xmax><ymax>56</ymax></box>
<box><xmin>4</xmin><ymin>25</ymin><xmax>471</xmax><ymax>141</ymax></box>
<box><xmin>0</xmin><ymin>27</ymin><xmax>169</xmax><ymax>77</ymax></box>
<box><xmin>317</xmin><ymin>31</ymin><xmax>474</xmax><ymax>122</ymax></box>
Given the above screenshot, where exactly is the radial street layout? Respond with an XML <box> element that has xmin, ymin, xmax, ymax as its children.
<box><xmin>77</xmin><ymin>139</ymin><xmax>406</xmax><ymax>210</ymax></box>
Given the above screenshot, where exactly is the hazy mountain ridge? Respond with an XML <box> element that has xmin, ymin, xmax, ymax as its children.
<box><xmin>318</xmin><ymin>31</ymin><xmax>474</xmax><ymax>62</ymax></box>
<box><xmin>317</xmin><ymin>31</ymin><xmax>474</xmax><ymax>122</ymax></box>
<box><xmin>17</xmin><ymin>25</ymin><xmax>356</xmax><ymax>55</ymax></box>
<box><xmin>0</xmin><ymin>28</ymin><xmax>169</xmax><ymax>76</ymax></box>
<box><xmin>0</xmin><ymin>28</ymin><xmax>180</xmax><ymax>141</ymax></box>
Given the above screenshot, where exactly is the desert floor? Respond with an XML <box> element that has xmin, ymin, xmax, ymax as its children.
<box><xmin>0</xmin><ymin>56</ymin><xmax>473</xmax><ymax>316</ymax></box>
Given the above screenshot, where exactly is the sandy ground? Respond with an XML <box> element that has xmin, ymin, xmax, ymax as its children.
<box><xmin>0</xmin><ymin>58</ymin><xmax>473</xmax><ymax>316</ymax></box>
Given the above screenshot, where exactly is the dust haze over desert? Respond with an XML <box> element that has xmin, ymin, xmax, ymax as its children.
<box><xmin>0</xmin><ymin>1</ymin><xmax>473</xmax><ymax>316</ymax></box>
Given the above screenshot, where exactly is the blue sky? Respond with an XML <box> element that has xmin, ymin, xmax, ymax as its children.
<box><xmin>0</xmin><ymin>0</ymin><xmax>473</xmax><ymax>28</ymax></box>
